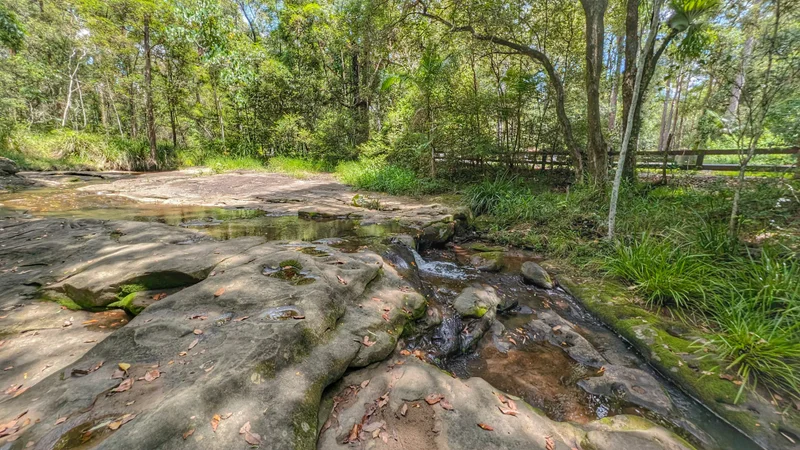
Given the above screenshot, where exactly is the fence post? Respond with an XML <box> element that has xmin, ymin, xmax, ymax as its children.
<box><xmin>695</xmin><ymin>151</ymin><xmax>705</xmax><ymax>170</ymax></box>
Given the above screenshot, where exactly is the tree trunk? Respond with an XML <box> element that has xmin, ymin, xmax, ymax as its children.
<box><xmin>608</xmin><ymin>0</ymin><xmax>664</xmax><ymax>240</ymax></box>
<box><xmin>657</xmin><ymin>79</ymin><xmax>671</xmax><ymax>151</ymax></box>
<box><xmin>581</xmin><ymin>0</ymin><xmax>609</xmax><ymax>186</ymax></box>
<box><xmin>727</xmin><ymin>35</ymin><xmax>755</xmax><ymax>117</ymax></box>
<box><xmin>144</xmin><ymin>13</ymin><xmax>157</xmax><ymax>166</ymax></box>
<box><xmin>621</xmin><ymin>0</ymin><xmax>639</xmax><ymax>179</ymax></box>
<box><xmin>608</xmin><ymin>34</ymin><xmax>623</xmax><ymax>131</ymax></box>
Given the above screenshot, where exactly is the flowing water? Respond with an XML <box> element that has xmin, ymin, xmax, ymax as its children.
<box><xmin>0</xmin><ymin>177</ymin><xmax>762</xmax><ymax>450</ymax></box>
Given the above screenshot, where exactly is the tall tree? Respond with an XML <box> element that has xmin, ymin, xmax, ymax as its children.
<box><xmin>143</xmin><ymin>13</ymin><xmax>157</xmax><ymax>166</ymax></box>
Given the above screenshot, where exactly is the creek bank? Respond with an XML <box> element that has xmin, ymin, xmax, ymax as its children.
<box><xmin>542</xmin><ymin>263</ymin><xmax>800</xmax><ymax>450</ymax></box>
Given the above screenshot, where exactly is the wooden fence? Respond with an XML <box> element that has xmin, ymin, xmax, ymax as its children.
<box><xmin>434</xmin><ymin>147</ymin><xmax>800</xmax><ymax>175</ymax></box>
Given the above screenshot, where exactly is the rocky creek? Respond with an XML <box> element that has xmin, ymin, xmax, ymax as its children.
<box><xmin>0</xmin><ymin>171</ymin><xmax>767</xmax><ymax>449</ymax></box>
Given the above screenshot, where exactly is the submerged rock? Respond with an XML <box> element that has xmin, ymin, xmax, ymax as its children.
<box><xmin>521</xmin><ymin>261</ymin><xmax>554</xmax><ymax>289</ymax></box>
<box><xmin>578</xmin><ymin>365</ymin><xmax>675</xmax><ymax>417</ymax></box>
<box><xmin>526</xmin><ymin>310</ymin><xmax>606</xmax><ymax>368</ymax></box>
<box><xmin>317</xmin><ymin>356</ymin><xmax>695</xmax><ymax>450</ymax></box>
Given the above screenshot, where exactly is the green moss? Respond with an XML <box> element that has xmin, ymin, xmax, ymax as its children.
<box><xmin>106</xmin><ymin>292</ymin><xmax>144</xmax><ymax>315</ymax></box>
<box><xmin>292</xmin><ymin>380</ymin><xmax>324</xmax><ymax>450</ymax></box>
<box><xmin>279</xmin><ymin>259</ymin><xmax>303</xmax><ymax>271</ymax></box>
<box><xmin>41</xmin><ymin>291</ymin><xmax>83</xmax><ymax>310</ymax></box>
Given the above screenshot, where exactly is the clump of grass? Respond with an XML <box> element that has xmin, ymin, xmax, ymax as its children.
<box><xmin>266</xmin><ymin>156</ymin><xmax>328</xmax><ymax>178</ymax></box>
<box><xmin>204</xmin><ymin>155</ymin><xmax>267</xmax><ymax>173</ymax></box>
<box><xmin>335</xmin><ymin>159</ymin><xmax>442</xmax><ymax>195</ymax></box>
<box><xmin>463</xmin><ymin>174</ymin><xmax>525</xmax><ymax>217</ymax></box>
<box><xmin>603</xmin><ymin>235</ymin><xmax>712</xmax><ymax>308</ymax></box>
<box><xmin>707</xmin><ymin>290</ymin><xmax>800</xmax><ymax>401</ymax></box>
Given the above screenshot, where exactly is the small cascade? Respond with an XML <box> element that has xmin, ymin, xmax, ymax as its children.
<box><xmin>409</xmin><ymin>248</ymin><xmax>471</xmax><ymax>280</ymax></box>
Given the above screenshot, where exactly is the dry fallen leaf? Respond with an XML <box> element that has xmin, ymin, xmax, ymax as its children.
<box><xmin>506</xmin><ymin>398</ymin><xmax>517</xmax><ymax>411</ymax></box>
<box><xmin>182</xmin><ymin>428</ymin><xmax>195</xmax><ymax>440</ymax></box>
<box><xmin>111</xmin><ymin>378</ymin><xmax>133</xmax><ymax>393</ymax></box>
<box><xmin>211</xmin><ymin>414</ymin><xmax>221</xmax><ymax>432</ymax></box>
<box><xmin>347</xmin><ymin>423</ymin><xmax>360</xmax><ymax>443</ymax></box>
<box><xmin>499</xmin><ymin>407</ymin><xmax>518</xmax><ymax>416</ymax></box>
<box><xmin>188</xmin><ymin>338</ymin><xmax>199</xmax><ymax>350</ymax></box>
<box><xmin>118</xmin><ymin>363</ymin><xmax>131</xmax><ymax>372</ymax></box>
<box><xmin>153</xmin><ymin>293</ymin><xmax>167</xmax><ymax>301</ymax></box>
<box><xmin>360</xmin><ymin>380</ymin><xmax>370</xmax><ymax>389</ymax></box>
<box><xmin>108</xmin><ymin>420</ymin><xmax>122</xmax><ymax>431</ymax></box>
<box><xmin>399</xmin><ymin>350</ymin><xmax>411</xmax><ymax>356</ymax></box>
<box><xmin>193</xmin><ymin>329</ymin><xmax>203</xmax><ymax>335</ymax></box>
<box><xmin>55</xmin><ymin>417</ymin><xmax>67</xmax><ymax>425</ymax></box>
<box><xmin>337</xmin><ymin>275</ymin><xmax>348</xmax><ymax>285</ymax></box>
<box><xmin>144</xmin><ymin>369</ymin><xmax>160</xmax><ymax>382</ymax></box>
<box><xmin>439</xmin><ymin>399</ymin><xmax>453</xmax><ymax>411</ymax></box>
<box><xmin>233</xmin><ymin>316</ymin><xmax>249</xmax><ymax>322</ymax></box>
<box><xmin>400</xmin><ymin>403</ymin><xmax>408</xmax><ymax>416</ymax></box>
<box><xmin>477</xmin><ymin>423</ymin><xmax>494</xmax><ymax>431</ymax></box>
<box><xmin>425</xmin><ymin>393</ymin><xmax>444</xmax><ymax>405</ymax></box>
<box><xmin>214</xmin><ymin>287</ymin><xmax>225</xmax><ymax>297</ymax></box>
<box><xmin>361</xmin><ymin>336</ymin><xmax>375</xmax><ymax>347</ymax></box>
<box><xmin>508</xmin><ymin>338</ymin><xmax>517</xmax><ymax>346</ymax></box>
<box><xmin>545</xmin><ymin>435</ymin><xmax>555</xmax><ymax>450</ymax></box>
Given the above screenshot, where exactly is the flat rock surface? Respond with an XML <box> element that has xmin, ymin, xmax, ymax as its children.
<box><xmin>76</xmin><ymin>170</ymin><xmax>456</xmax><ymax>227</ymax></box>
<box><xmin>0</xmin><ymin>218</ymin><xmax>424</xmax><ymax>449</ymax></box>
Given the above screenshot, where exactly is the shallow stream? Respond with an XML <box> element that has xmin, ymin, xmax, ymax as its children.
<box><xmin>0</xmin><ymin>176</ymin><xmax>762</xmax><ymax>450</ymax></box>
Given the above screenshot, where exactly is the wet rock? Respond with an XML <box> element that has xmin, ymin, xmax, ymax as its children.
<box><xmin>521</xmin><ymin>261</ymin><xmax>554</xmax><ymax>289</ymax></box>
<box><xmin>318</xmin><ymin>357</ymin><xmax>695</xmax><ymax>450</ymax></box>
<box><xmin>469</xmin><ymin>251</ymin><xmax>504</xmax><ymax>272</ymax></box>
<box><xmin>578</xmin><ymin>364</ymin><xmax>674</xmax><ymax>417</ymax></box>
<box><xmin>418</xmin><ymin>220</ymin><xmax>455</xmax><ymax>250</ymax></box>
<box><xmin>453</xmin><ymin>285</ymin><xmax>501</xmax><ymax>319</ymax></box>
<box><xmin>0</xmin><ymin>156</ymin><xmax>20</xmax><ymax>175</ymax></box>
<box><xmin>526</xmin><ymin>310</ymin><xmax>607</xmax><ymax>368</ymax></box>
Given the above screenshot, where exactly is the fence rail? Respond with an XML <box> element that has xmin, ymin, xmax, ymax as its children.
<box><xmin>434</xmin><ymin>147</ymin><xmax>800</xmax><ymax>174</ymax></box>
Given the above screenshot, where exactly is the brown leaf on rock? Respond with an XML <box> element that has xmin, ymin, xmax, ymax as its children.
<box><xmin>400</xmin><ymin>403</ymin><xmax>408</xmax><ymax>416</ymax></box>
<box><xmin>506</xmin><ymin>398</ymin><xmax>517</xmax><ymax>411</ymax></box>
<box><xmin>508</xmin><ymin>338</ymin><xmax>517</xmax><ymax>346</ymax></box>
<box><xmin>108</xmin><ymin>420</ymin><xmax>122</xmax><ymax>431</ymax></box>
<box><xmin>545</xmin><ymin>435</ymin><xmax>555</xmax><ymax>450</ymax></box>
<box><xmin>244</xmin><ymin>430</ymin><xmax>262</xmax><ymax>445</ymax></box>
<box><xmin>382</xmin><ymin>312</ymin><xmax>390</xmax><ymax>322</ymax></box>
<box><xmin>360</xmin><ymin>380</ymin><xmax>370</xmax><ymax>389</ymax></box>
<box><xmin>399</xmin><ymin>349</ymin><xmax>411</xmax><ymax>356</ymax></box>
<box><xmin>188</xmin><ymin>338</ymin><xmax>199</xmax><ymax>350</ymax></box>
<box><xmin>153</xmin><ymin>293</ymin><xmax>167</xmax><ymax>301</ymax></box>
<box><xmin>144</xmin><ymin>369</ymin><xmax>160</xmax><ymax>382</ymax></box>
<box><xmin>499</xmin><ymin>407</ymin><xmax>518</xmax><ymax>416</ymax></box>
<box><xmin>361</xmin><ymin>336</ymin><xmax>375</xmax><ymax>347</ymax></box>
<box><xmin>111</xmin><ymin>378</ymin><xmax>133</xmax><ymax>393</ymax></box>
<box><xmin>425</xmin><ymin>394</ymin><xmax>444</xmax><ymax>405</ymax></box>
<box><xmin>193</xmin><ymin>329</ymin><xmax>203</xmax><ymax>335</ymax></box>
<box><xmin>233</xmin><ymin>316</ymin><xmax>249</xmax><ymax>322</ymax></box>
<box><xmin>182</xmin><ymin>428</ymin><xmax>195</xmax><ymax>440</ymax></box>
<box><xmin>346</xmin><ymin>423</ymin><xmax>361</xmax><ymax>443</ymax></box>
<box><xmin>214</xmin><ymin>288</ymin><xmax>225</xmax><ymax>297</ymax></box>
<box><xmin>439</xmin><ymin>399</ymin><xmax>453</xmax><ymax>411</ymax></box>
<box><xmin>55</xmin><ymin>417</ymin><xmax>67</xmax><ymax>425</ymax></box>
<box><xmin>337</xmin><ymin>275</ymin><xmax>348</xmax><ymax>285</ymax></box>
<box><xmin>211</xmin><ymin>414</ymin><xmax>221</xmax><ymax>432</ymax></box>
<box><xmin>477</xmin><ymin>423</ymin><xmax>494</xmax><ymax>431</ymax></box>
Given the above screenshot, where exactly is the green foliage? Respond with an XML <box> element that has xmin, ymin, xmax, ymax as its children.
<box><xmin>335</xmin><ymin>159</ymin><xmax>445</xmax><ymax>195</ymax></box>
<box><xmin>709</xmin><ymin>290</ymin><xmax>800</xmax><ymax>400</ymax></box>
<box><xmin>0</xmin><ymin>4</ymin><xmax>24</xmax><ymax>52</ymax></box>
<box><xmin>266</xmin><ymin>156</ymin><xmax>328</xmax><ymax>178</ymax></box>
<box><xmin>603</xmin><ymin>235</ymin><xmax>711</xmax><ymax>308</ymax></box>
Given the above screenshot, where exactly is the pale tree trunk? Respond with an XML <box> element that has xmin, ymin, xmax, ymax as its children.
<box><xmin>77</xmin><ymin>80</ymin><xmax>87</xmax><ymax>128</ymax></box>
<box><xmin>657</xmin><ymin>79</ymin><xmax>672</xmax><ymax>151</ymax></box>
<box><xmin>608</xmin><ymin>0</ymin><xmax>664</xmax><ymax>240</ymax></box>
<box><xmin>144</xmin><ymin>14</ymin><xmax>158</xmax><ymax>166</ymax></box>
<box><xmin>61</xmin><ymin>49</ymin><xmax>84</xmax><ymax>127</ymax></box>
<box><xmin>98</xmin><ymin>85</ymin><xmax>108</xmax><ymax>129</ymax></box>
<box><xmin>727</xmin><ymin>36</ymin><xmax>755</xmax><ymax>117</ymax></box>
<box><xmin>667</xmin><ymin>73</ymin><xmax>684</xmax><ymax>151</ymax></box>
<box><xmin>608</xmin><ymin>34</ymin><xmax>623</xmax><ymax>131</ymax></box>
